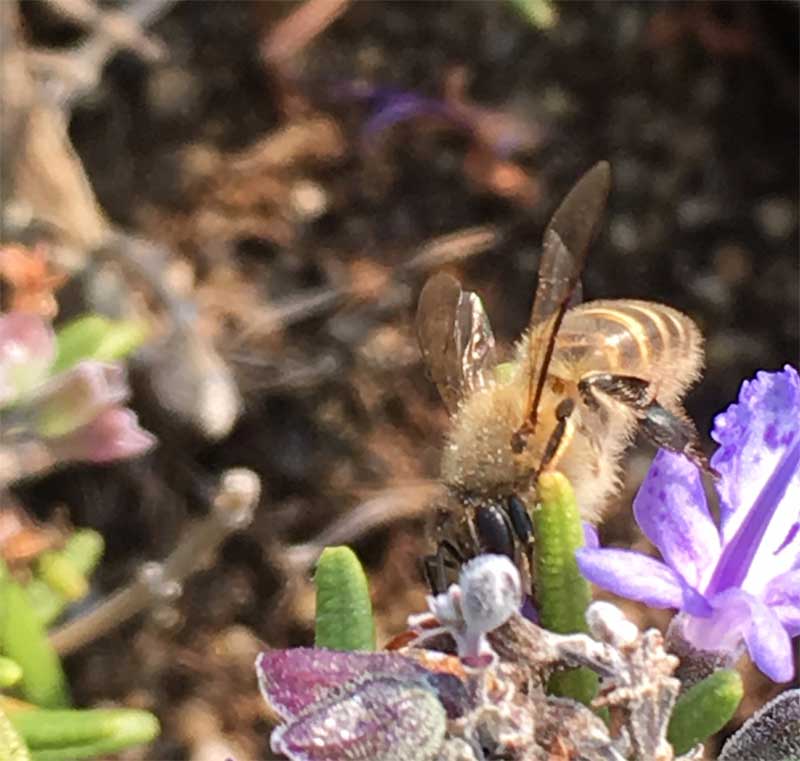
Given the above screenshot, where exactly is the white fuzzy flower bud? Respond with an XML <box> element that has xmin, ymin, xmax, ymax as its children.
<box><xmin>459</xmin><ymin>554</ymin><xmax>522</xmax><ymax>636</ymax></box>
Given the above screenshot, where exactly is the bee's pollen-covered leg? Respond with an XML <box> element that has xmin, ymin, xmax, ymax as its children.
<box><xmin>578</xmin><ymin>373</ymin><xmax>653</xmax><ymax>409</ymax></box>
<box><xmin>640</xmin><ymin>401</ymin><xmax>717</xmax><ymax>477</ymax></box>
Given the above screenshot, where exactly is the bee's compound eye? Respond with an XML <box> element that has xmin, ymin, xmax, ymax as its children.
<box><xmin>475</xmin><ymin>504</ymin><xmax>515</xmax><ymax>559</ymax></box>
<box><xmin>507</xmin><ymin>494</ymin><xmax>533</xmax><ymax>544</ymax></box>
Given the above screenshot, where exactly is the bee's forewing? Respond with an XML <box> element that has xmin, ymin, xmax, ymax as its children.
<box><xmin>417</xmin><ymin>272</ymin><xmax>497</xmax><ymax>414</ymax></box>
<box><xmin>523</xmin><ymin>162</ymin><xmax>611</xmax><ymax>430</ymax></box>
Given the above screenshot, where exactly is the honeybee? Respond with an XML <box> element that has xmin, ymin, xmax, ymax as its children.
<box><xmin>417</xmin><ymin>161</ymin><xmax>710</xmax><ymax>593</ymax></box>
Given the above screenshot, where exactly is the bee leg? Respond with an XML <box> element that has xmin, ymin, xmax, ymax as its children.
<box><xmin>423</xmin><ymin>540</ymin><xmax>464</xmax><ymax>595</ymax></box>
<box><xmin>507</xmin><ymin>494</ymin><xmax>534</xmax><ymax>548</ymax></box>
<box><xmin>580</xmin><ymin>374</ymin><xmax>716</xmax><ymax>477</ymax></box>
<box><xmin>507</xmin><ymin>494</ymin><xmax>536</xmax><ymax>602</ymax></box>
<box><xmin>578</xmin><ymin>373</ymin><xmax>652</xmax><ymax>409</ymax></box>
<box><xmin>538</xmin><ymin>397</ymin><xmax>576</xmax><ymax>471</ymax></box>
<box><xmin>640</xmin><ymin>400</ymin><xmax>718</xmax><ymax>477</ymax></box>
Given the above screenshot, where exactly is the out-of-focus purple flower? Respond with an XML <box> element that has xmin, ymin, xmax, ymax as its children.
<box><xmin>30</xmin><ymin>362</ymin><xmax>129</xmax><ymax>438</ymax></box>
<box><xmin>0</xmin><ymin>312</ymin><xmax>155</xmax><ymax>465</ymax></box>
<box><xmin>332</xmin><ymin>81</ymin><xmax>541</xmax><ymax>159</ymax></box>
<box><xmin>257</xmin><ymin>648</ymin><xmax>469</xmax><ymax>761</ymax></box>
<box><xmin>577</xmin><ymin>366</ymin><xmax>800</xmax><ymax>683</ymax></box>
<box><xmin>0</xmin><ymin>312</ymin><xmax>55</xmax><ymax>405</ymax></box>
<box><xmin>47</xmin><ymin>407</ymin><xmax>155</xmax><ymax>463</ymax></box>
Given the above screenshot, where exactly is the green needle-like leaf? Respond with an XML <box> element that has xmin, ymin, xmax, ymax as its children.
<box><xmin>314</xmin><ymin>546</ymin><xmax>376</xmax><ymax>651</ymax></box>
<box><xmin>60</xmin><ymin>531</ymin><xmax>104</xmax><ymax>574</ymax></box>
<box><xmin>35</xmin><ymin>529</ymin><xmax>104</xmax><ymax>604</ymax></box>
<box><xmin>532</xmin><ymin>471</ymin><xmax>598</xmax><ymax>705</ymax></box>
<box><xmin>0</xmin><ymin>658</ymin><xmax>23</xmax><ymax>689</ymax></box>
<box><xmin>21</xmin><ymin>583</ymin><xmax>65</xmax><ymax>631</ymax></box>
<box><xmin>26</xmin><ymin>530</ymin><xmax>104</xmax><ymax>628</ymax></box>
<box><xmin>0</xmin><ymin>708</ymin><xmax>31</xmax><ymax>761</ymax></box>
<box><xmin>668</xmin><ymin>668</ymin><xmax>743</xmax><ymax>755</ymax></box>
<box><xmin>0</xmin><ymin>582</ymin><xmax>69</xmax><ymax>708</ymax></box>
<box><xmin>35</xmin><ymin>556</ymin><xmax>86</xmax><ymax>603</ymax></box>
<box><xmin>52</xmin><ymin>315</ymin><xmax>148</xmax><ymax>374</ymax></box>
<box><xmin>8</xmin><ymin>708</ymin><xmax>159</xmax><ymax>761</ymax></box>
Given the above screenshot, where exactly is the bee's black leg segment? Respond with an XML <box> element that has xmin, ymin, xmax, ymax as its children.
<box><xmin>640</xmin><ymin>400</ymin><xmax>716</xmax><ymax>477</ymax></box>
<box><xmin>539</xmin><ymin>397</ymin><xmax>576</xmax><ymax>470</ymax></box>
<box><xmin>423</xmin><ymin>553</ymin><xmax>453</xmax><ymax>596</ymax></box>
<box><xmin>578</xmin><ymin>373</ymin><xmax>653</xmax><ymax>410</ymax></box>
<box><xmin>423</xmin><ymin>540</ymin><xmax>464</xmax><ymax>594</ymax></box>
<box><xmin>422</xmin><ymin>554</ymin><xmax>444</xmax><ymax>595</ymax></box>
<box><xmin>507</xmin><ymin>494</ymin><xmax>535</xmax><ymax>596</ymax></box>
<box><xmin>507</xmin><ymin>494</ymin><xmax>533</xmax><ymax>546</ymax></box>
<box><xmin>476</xmin><ymin>504</ymin><xmax>516</xmax><ymax>558</ymax></box>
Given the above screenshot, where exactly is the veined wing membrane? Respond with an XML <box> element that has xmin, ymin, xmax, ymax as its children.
<box><xmin>417</xmin><ymin>272</ymin><xmax>497</xmax><ymax>415</ymax></box>
<box><xmin>520</xmin><ymin>161</ymin><xmax>612</xmax><ymax>438</ymax></box>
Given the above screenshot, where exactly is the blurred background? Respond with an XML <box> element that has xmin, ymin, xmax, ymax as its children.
<box><xmin>2</xmin><ymin>0</ymin><xmax>798</xmax><ymax>758</ymax></box>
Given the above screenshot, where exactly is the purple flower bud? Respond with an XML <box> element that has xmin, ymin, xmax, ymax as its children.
<box><xmin>426</xmin><ymin>554</ymin><xmax>522</xmax><ymax>660</ymax></box>
<box><xmin>29</xmin><ymin>361</ymin><xmax>129</xmax><ymax>438</ymax></box>
<box><xmin>459</xmin><ymin>554</ymin><xmax>522</xmax><ymax>636</ymax></box>
<box><xmin>0</xmin><ymin>313</ymin><xmax>55</xmax><ymax>405</ymax></box>
<box><xmin>46</xmin><ymin>407</ymin><xmax>155</xmax><ymax>463</ymax></box>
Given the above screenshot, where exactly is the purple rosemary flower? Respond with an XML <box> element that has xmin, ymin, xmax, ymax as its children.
<box><xmin>577</xmin><ymin>365</ymin><xmax>800</xmax><ymax>683</ymax></box>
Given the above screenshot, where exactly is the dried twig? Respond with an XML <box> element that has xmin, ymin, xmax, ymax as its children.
<box><xmin>49</xmin><ymin>469</ymin><xmax>260</xmax><ymax>656</ymax></box>
<box><xmin>277</xmin><ymin>481</ymin><xmax>442</xmax><ymax>577</ymax></box>
<box><xmin>31</xmin><ymin>0</ymin><xmax>175</xmax><ymax>108</ymax></box>
<box><xmin>261</xmin><ymin>0</ymin><xmax>350</xmax><ymax>66</ymax></box>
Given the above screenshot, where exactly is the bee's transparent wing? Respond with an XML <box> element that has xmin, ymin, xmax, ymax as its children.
<box><xmin>416</xmin><ymin>272</ymin><xmax>497</xmax><ymax>414</ymax></box>
<box><xmin>521</xmin><ymin>161</ymin><xmax>611</xmax><ymax>433</ymax></box>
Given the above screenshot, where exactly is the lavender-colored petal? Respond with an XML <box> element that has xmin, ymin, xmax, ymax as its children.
<box><xmin>680</xmin><ymin>589</ymin><xmax>795</xmax><ymax>683</ymax></box>
<box><xmin>763</xmin><ymin>568</ymin><xmax>800</xmax><ymax>637</ymax></box>
<box><xmin>633</xmin><ymin>450</ymin><xmax>720</xmax><ymax>590</ymax></box>
<box><xmin>676</xmin><ymin>596</ymin><xmax>750</xmax><ymax>658</ymax></box>
<box><xmin>575</xmin><ymin>548</ymin><xmax>687</xmax><ymax>609</ymax></box>
<box><xmin>257</xmin><ymin>649</ymin><xmax>430</xmax><ymax>720</ymax></box>
<box><xmin>582</xmin><ymin>522</ymin><xmax>599</xmax><ymax>549</ymax></box>
<box><xmin>743</xmin><ymin>597</ymin><xmax>795</xmax><ymax>683</ymax></box>
<box><xmin>712</xmin><ymin>365</ymin><xmax>800</xmax><ymax>527</ymax></box>
<box><xmin>270</xmin><ymin>676</ymin><xmax>446</xmax><ymax>761</ymax></box>
<box><xmin>0</xmin><ymin>312</ymin><xmax>55</xmax><ymax>404</ymax></box>
<box><xmin>46</xmin><ymin>407</ymin><xmax>155</xmax><ymax>463</ymax></box>
<box><xmin>706</xmin><ymin>433</ymin><xmax>800</xmax><ymax>597</ymax></box>
<box><xmin>702</xmin><ymin>367</ymin><xmax>800</xmax><ymax>597</ymax></box>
